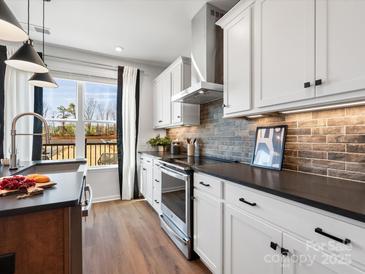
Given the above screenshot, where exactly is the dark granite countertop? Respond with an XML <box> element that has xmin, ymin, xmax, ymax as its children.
<box><xmin>0</xmin><ymin>159</ymin><xmax>87</xmax><ymax>217</ymax></box>
<box><xmin>194</xmin><ymin>163</ymin><xmax>365</xmax><ymax>223</ymax></box>
<box><xmin>140</xmin><ymin>151</ymin><xmax>365</xmax><ymax>222</ymax></box>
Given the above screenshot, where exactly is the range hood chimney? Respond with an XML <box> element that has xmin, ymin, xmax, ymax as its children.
<box><xmin>172</xmin><ymin>4</ymin><xmax>225</xmax><ymax>104</ymax></box>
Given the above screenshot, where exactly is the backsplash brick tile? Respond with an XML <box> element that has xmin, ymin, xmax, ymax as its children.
<box><xmin>166</xmin><ymin>100</ymin><xmax>365</xmax><ymax>183</ymax></box>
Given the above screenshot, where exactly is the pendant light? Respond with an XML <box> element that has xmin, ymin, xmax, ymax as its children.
<box><xmin>0</xmin><ymin>0</ymin><xmax>28</xmax><ymax>42</ymax></box>
<box><xmin>5</xmin><ymin>0</ymin><xmax>48</xmax><ymax>73</ymax></box>
<box><xmin>29</xmin><ymin>0</ymin><xmax>58</xmax><ymax>88</ymax></box>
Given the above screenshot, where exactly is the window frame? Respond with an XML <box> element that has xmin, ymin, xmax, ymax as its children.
<box><xmin>44</xmin><ymin>76</ymin><xmax>117</xmax><ymax>167</ymax></box>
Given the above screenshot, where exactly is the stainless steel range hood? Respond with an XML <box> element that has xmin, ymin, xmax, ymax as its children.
<box><xmin>172</xmin><ymin>4</ymin><xmax>224</xmax><ymax>104</ymax></box>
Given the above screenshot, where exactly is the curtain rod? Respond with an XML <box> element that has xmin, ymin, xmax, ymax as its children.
<box><xmin>46</xmin><ymin>54</ymin><xmax>118</xmax><ymax>71</ymax></box>
<box><xmin>46</xmin><ymin>54</ymin><xmax>147</xmax><ymax>74</ymax></box>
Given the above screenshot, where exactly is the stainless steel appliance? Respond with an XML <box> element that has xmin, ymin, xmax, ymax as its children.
<box><xmin>160</xmin><ymin>161</ymin><xmax>194</xmax><ymax>259</ymax></box>
<box><xmin>160</xmin><ymin>156</ymin><xmax>231</xmax><ymax>259</ymax></box>
<box><xmin>171</xmin><ymin>4</ymin><xmax>225</xmax><ymax>104</ymax></box>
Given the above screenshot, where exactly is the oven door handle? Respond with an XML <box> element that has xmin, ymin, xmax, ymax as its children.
<box><xmin>160</xmin><ymin>215</ymin><xmax>188</xmax><ymax>245</ymax></box>
<box><xmin>160</xmin><ymin>165</ymin><xmax>188</xmax><ymax>181</ymax></box>
<box><xmin>82</xmin><ymin>184</ymin><xmax>93</xmax><ymax>217</ymax></box>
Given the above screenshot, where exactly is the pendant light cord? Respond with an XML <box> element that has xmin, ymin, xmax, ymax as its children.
<box><xmin>27</xmin><ymin>0</ymin><xmax>30</xmax><ymax>34</ymax></box>
<box><xmin>42</xmin><ymin>0</ymin><xmax>45</xmax><ymax>62</ymax></box>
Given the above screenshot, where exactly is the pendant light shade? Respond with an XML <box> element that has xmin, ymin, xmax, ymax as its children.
<box><xmin>5</xmin><ymin>39</ymin><xmax>49</xmax><ymax>73</ymax></box>
<box><xmin>0</xmin><ymin>0</ymin><xmax>28</xmax><ymax>42</ymax></box>
<box><xmin>29</xmin><ymin>71</ymin><xmax>58</xmax><ymax>88</ymax></box>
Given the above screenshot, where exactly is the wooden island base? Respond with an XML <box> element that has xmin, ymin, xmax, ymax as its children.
<box><xmin>0</xmin><ymin>206</ymin><xmax>82</xmax><ymax>274</ymax></box>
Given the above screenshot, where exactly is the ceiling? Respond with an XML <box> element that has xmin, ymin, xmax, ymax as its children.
<box><xmin>7</xmin><ymin>0</ymin><xmax>239</xmax><ymax>65</ymax></box>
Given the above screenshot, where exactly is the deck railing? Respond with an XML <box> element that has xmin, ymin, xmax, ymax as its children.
<box><xmin>42</xmin><ymin>140</ymin><xmax>117</xmax><ymax>166</ymax></box>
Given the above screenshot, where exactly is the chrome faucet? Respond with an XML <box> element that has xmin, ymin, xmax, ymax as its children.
<box><xmin>10</xmin><ymin>112</ymin><xmax>51</xmax><ymax>170</ymax></box>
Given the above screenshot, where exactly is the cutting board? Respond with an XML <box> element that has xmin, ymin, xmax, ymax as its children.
<box><xmin>0</xmin><ymin>182</ymin><xmax>57</xmax><ymax>197</ymax></box>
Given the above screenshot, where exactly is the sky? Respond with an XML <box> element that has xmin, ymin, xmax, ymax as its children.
<box><xmin>43</xmin><ymin>78</ymin><xmax>117</xmax><ymax>120</ymax></box>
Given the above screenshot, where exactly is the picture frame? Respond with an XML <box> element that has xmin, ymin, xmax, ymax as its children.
<box><xmin>251</xmin><ymin>125</ymin><xmax>287</xmax><ymax>171</ymax></box>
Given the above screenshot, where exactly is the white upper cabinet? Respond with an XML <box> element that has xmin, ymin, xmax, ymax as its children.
<box><xmin>255</xmin><ymin>0</ymin><xmax>316</xmax><ymax>107</ymax></box>
<box><xmin>218</xmin><ymin>5</ymin><xmax>253</xmax><ymax>117</ymax></box>
<box><xmin>153</xmin><ymin>57</ymin><xmax>199</xmax><ymax>128</ymax></box>
<box><xmin>315</xmin><ymin>0</ymin><xmax>365</xmax><ymax>98</ymax></box>
<box><xmin>161</xmin><ymin>73</ymin><xmax>172</xmax><ymax>127</ymax></box>
<box><xmin>171</xmin><ymin>62</ymin><xmax>183</xmax><ymax>125</ymax></box>
<box><xmin>217</xmin><ymin>0</ymin><xmax>365</xmax><ymax>117</ymax></box>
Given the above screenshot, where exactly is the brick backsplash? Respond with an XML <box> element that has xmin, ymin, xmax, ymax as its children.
<box><xmin>167</xmin><ymin>99</ymin><xmax>365</xmax><ymax>183</ymax></box>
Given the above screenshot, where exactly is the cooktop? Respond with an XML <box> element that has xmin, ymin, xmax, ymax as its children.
<box><xmin>160</xmin><ymin>156</ymin><xmax>235</xmax><ymax>170</ymax></box>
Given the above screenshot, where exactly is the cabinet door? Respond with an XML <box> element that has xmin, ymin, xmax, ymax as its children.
<box><xmin>194</xmin><ymin>189</ymin><xmax>223</xmax><ymax>274</ymax></box>
<box><xmin>153</xmin><ymin>80</ymin><xmax>163</xmax><ymax>128</ymax></box>
<box><xmin>145</xmin><ymin>161</ymin><xmax>153</xmax><ymax>204</ymax></box>
<box><xmin>255</xmin><ymin>0</ymin><xmax>315</xmax><ymax>107</ymax></box>
<box><xmin>283</xmin><ymin>233</ymin><xmax>365</xmax><ymax>274</ymax></box>
<box><xmin>152</xmin><ymin>162</ymin><xmax>162</xmax><ymax>214</ymax></box>
<box><xmin>316</xmin><ymin>0</ymin><xmax>365</xmax><ymax>98</ymax></box>
<box><xmin>140</xmin><ymin>163</ymin><xmax>147</xmax><ymax>197</ymax></box>
<box><xmin>160</xmin><ymin>73</ymin><xmax>172</xmax><ymax>127</ymax></box>
<box><xmin>223</xmin><ymin>7</ymin><xmax>252</xmax><ymax>116</ymax></box>
<box><xmin>224</xmin><ymin>205</ymin><xmax>282</xmax><ymax>274</ymax></box>
<box><xmin>171</xmin><ymin>63</ymin><xmax>183</xmax><ymax>125</ymax></box>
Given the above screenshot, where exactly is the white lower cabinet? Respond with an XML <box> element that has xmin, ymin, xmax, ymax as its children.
<box><xmin>194</xmin><ymin>189</ymin><xmax>223</xmax><ymax>274</ymax></box>
<box><xmin>139</xmin><ymin>155</ymin><xmax>161</xmax><ymax>214</ymax></box>
<box><xmin>193</xmin><ymin>172</ymin><xmax>365</xmax><ymax>274</ymax></box>
<box><xmin>283</xmin><ymin>233</ymin><xmax>365</xmax><ymax>274</ymax></box>
<box><xmin>224</xmin><ymin>204</ymin><xmax>282</xmax><ymax>274</ymax></box>
<box><xmin>152</xmin><ymin>161</ymin><xmax>162</xmax><ymax>214</ymax></box>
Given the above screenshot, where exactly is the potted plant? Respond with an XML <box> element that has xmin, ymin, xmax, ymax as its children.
<box><xmin>147</xmin><ymin>134</ymin><xmax>171</xmax><ymax>152</ymax></box>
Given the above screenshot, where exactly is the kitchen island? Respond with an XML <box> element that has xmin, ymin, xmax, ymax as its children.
<box><xmin>0</xmin><ymin>160</ymin><xmax>87</xmax><ymax>274</ymax></box>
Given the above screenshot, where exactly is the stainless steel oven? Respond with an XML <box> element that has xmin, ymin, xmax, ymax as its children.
<box><xmin>160</xmin><ymin>162</ymin><xmax>194</xmax><ymax>259</ymax></box>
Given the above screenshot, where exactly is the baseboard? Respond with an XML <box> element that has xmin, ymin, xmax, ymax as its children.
<box><xmin>93</xmin><ymin>195</ymin><xmax>121</xmax><ymax>203</ymax></box>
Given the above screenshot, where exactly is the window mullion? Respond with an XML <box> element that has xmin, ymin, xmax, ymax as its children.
<box><xmin>75</xmin><ymin>81</ymin><xmax>85</xmax><ymax>159</ymax></box>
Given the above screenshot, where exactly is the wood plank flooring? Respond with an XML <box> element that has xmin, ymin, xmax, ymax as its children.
<box><xmin>83</xmin><ymin>200</ymin><xmax>211</xmax><ymax>274</ymax></box>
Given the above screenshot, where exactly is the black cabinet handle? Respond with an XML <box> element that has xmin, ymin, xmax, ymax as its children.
<box><xmin>155</xmin><ymin>179</ymin><xmax>160</xmax><ymax>182</ymax></box>
<box><xmin>315</xmin><ymin>79</ymin><xmax>323</xmax><ymax>86</ymax></box>
<box><xmin>158</xmin><ymin>120</ymin><xmax>163</xmax><ymax>123</ymax></box>
<box><xmin>270</xmin><ymin>242</ymin><xmax>278</xmax><ymax>251</ymax></box>
<box><xmin>281</xmin><ymin>247</ymin><xmax>289</xmax><ymax>256</ymax></box>
<box><xmin>239</xmin><ymin>197</ymin><xmax>257</xmax><ymax>206</ymax></box>
<box><xmin>154</xmin><ymin>200</ymin><xmax>159</xmax><ymax>204</ymax></box>
<box><xmin>304</xmin><ymin>82</ymin><xmax>311</xmax><ymax>88</ymax></box>
<box><xmin>314</xmin><ymin>228</ymin><xmax>351</xmax><ymax>245</ymax></box>
<box><xmin>142</xmin><ymin>168</ymin><xmax>146</xmax><ymax>171</ymax></box>
<box><xmin>199</xmin><ymin>181</ymin><xmax>210</xmax><ymax>187</ymax></box>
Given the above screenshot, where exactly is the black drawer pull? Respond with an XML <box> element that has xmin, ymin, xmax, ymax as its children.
<box><xmin>270</xmin><ymin>241</ymin><xmax>278</xmax><ymax>251</ymax></box>
<box><xmin>314</xmin><ymin>228</ymin><xmax>351</xmax><ymax>245</ymax></box>
<box><xmin>304</xmin><ymin>81</ymin><xmax>311</xmax><ymax>88</ymax></box>
<box><xmin>239</xmin><ymin>197</ymin><xmax>257</xmax><ymax>206</ymax></box>
<box><xmin>199</xmin><ymin>182</ymin><xmax>210</xmax><ymax>187</ymax></box>
<box><xmin>281</xmin><ymin>247</ymin><xmax>289</xmax><ymax>256</ymax></box>
<box><xmin>142</xmin><ymin>168</ymin><xmax>147</xmax><ymax>171</ymax></box>
<box><xmin>315</xmin><ymin>79</ymin><xmax>323</xmax><ymax>86</ymax></box>
<box><xmin>154</xmin><ymin>179</ymin><xmax>160</xmax><ymax>182</ymax></box>
<box><xmin>154</xmin><ymin>200</ymin><xmax>160</xmax><ymax>204</ymax></box>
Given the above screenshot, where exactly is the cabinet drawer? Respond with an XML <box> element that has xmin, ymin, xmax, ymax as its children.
<box><xmin>194</xmin><ymin>173</ymin><xmax>223</xmax><ymax>199</ymax></box>
<box><xmin>225</xmin><ymin>181</ymin><xmax>365</xmax><ymax>267</ymax></box>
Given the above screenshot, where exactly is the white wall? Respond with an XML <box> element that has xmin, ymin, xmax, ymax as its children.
<box><xmin>36</xmin><ymin>44</ymin><xmax>166</xmax><ymax>201</ymax></box>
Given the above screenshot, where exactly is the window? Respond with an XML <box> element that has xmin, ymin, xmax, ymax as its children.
<box><xmin>43</xmin><ymin>78</ymin><xmax>118</xmax><ymax>167</ymax></box>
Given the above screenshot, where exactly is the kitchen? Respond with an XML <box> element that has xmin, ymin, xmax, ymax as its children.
<box><xmin>1</xmin><ymin>0</ymin><xmax>365</xmax><ymax>273</ymax></box>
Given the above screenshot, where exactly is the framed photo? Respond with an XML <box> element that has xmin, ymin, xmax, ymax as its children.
<box><xmin>251</xmin><ymin>125</ymin><xmax>287</xmax><ymax>170</ymax></box>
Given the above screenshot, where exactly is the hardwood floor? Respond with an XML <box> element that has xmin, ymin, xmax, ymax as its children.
<box><xmin>83</xmin><ymin>200</ymin><xmax>211</xmax><ymax>274</ymax></box>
